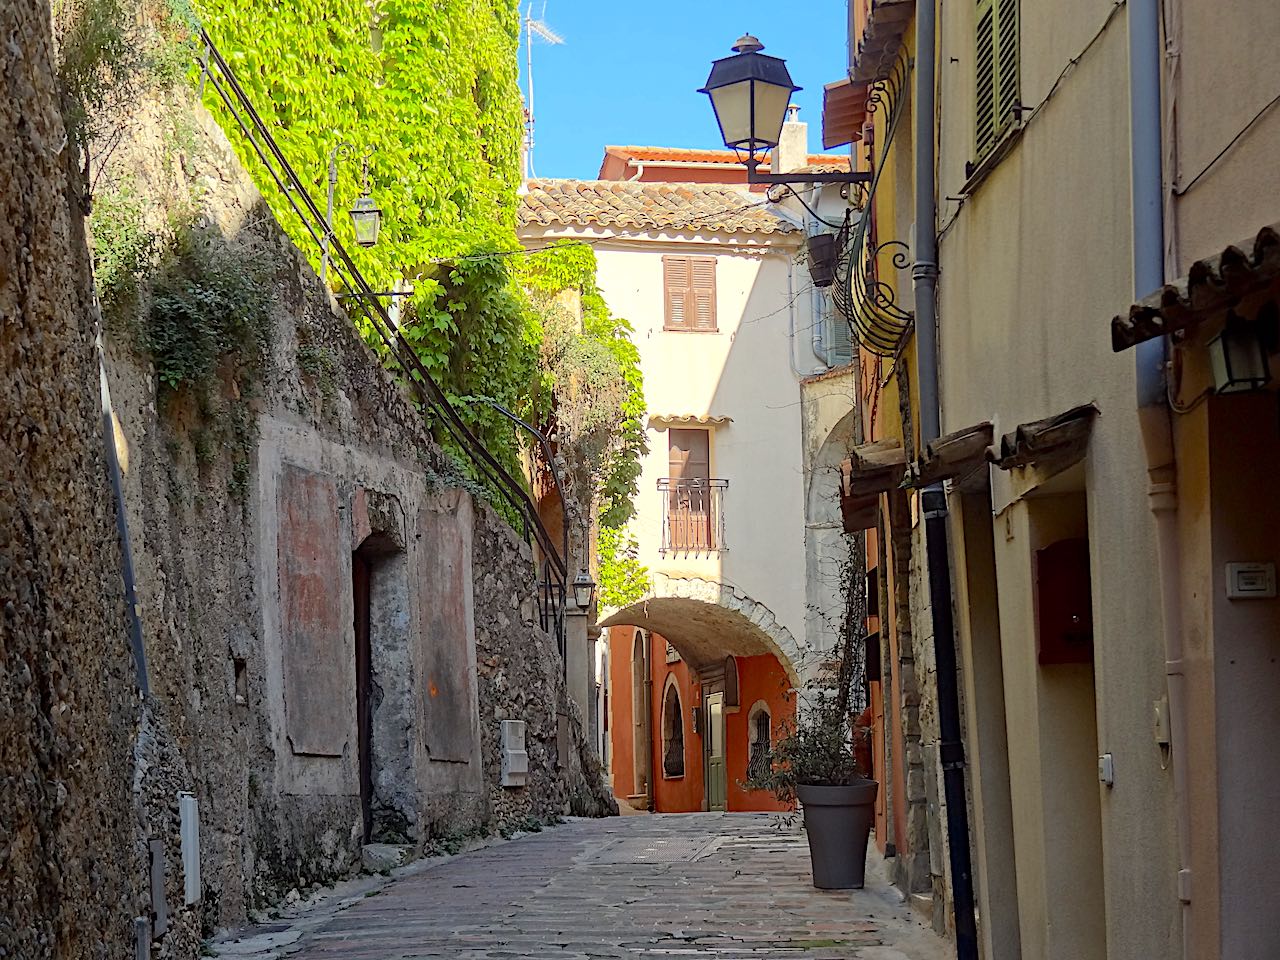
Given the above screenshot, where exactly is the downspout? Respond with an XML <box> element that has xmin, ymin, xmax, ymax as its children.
<box><xmin>911</xmin><ymin>1</ymin><xmax>979</xmax><ymax>957</ymax></box>
<box><xmin>1129</xmin><ymin>1</ymin><xmax>1191</xmax><ymax>954</ymax></box>
<box><xmin>628</xmin><ymin>161</ymin><xmax>646</xmax><ymax>181</ymax></box>
<box><xmin>787</xmin><ymin>256</ymin><xmax>806</xmax><ymax>377</ymax></box>
<box><xmin>808</xmin><ymin>186</ymin><xmax>831</xmax><ymax>368</ymax></box>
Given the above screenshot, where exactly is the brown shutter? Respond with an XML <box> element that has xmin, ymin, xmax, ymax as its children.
<box><xmin>668</xmin><ymin>429</ymin><xmax>709</xmax><ymax>481</ymax></box>
<box><xmin>664</xmin><ymin>256</ymin><xmax>692</xmax><ymax>330</ymax></box>
<box><xmin>691</xmin><ymin>257</ymin><xmax>717</xmax><ymax>331</ymax></box>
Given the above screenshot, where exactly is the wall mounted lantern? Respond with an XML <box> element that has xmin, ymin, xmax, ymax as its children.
<box><xmin>700</xmin><ymin>35</ymin><xmax>870</xmax><ymax>186</ymax></box>
<box><xmin>572</xmin><ymin>569</ymin><xmax>597</xmax><ymax>612</ymax></box>
<box><xmin>321</xmin><ymin>143</ymin><xmax>381</xmax><ymax>282</ymax></box>
<box><xmin>1208</xmin><ymin>311</ymin><xmax>1272</xmax><ymax>394</ymax></box>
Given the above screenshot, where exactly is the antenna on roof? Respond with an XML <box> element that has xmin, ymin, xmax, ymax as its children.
<box><xmin>523</xmin><ymin>2</ymin><xmax>564</xmax><ymax>180</ymax></box>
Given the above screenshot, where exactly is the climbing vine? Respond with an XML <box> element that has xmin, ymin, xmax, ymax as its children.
<box><xmin>518</xmin><ymin>243</ymin><xmax>650</xmax><ymax>607</ymax></box>
<box><xmin>196</xmin><ymin>0</ymin><xmax>536</xmax><ymax>477</ymax></box>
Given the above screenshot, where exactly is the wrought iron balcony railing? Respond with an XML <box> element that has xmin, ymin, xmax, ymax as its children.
<box><xmin>658</xmin><ymin>479</ymin><xmax>728</xmax><ymax>555</ymax></box>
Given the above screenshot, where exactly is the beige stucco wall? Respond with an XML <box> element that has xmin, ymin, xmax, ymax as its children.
<box><xmin>934</xmin><ymin>0</ymin><xmax>1179</xmax><ymax>956</ymax></box>
<box><xmin>518</xmin><ymin>224</ymin><xmax>820</xmax><ymax>675</ymax></box>
<box><xmin>1167</xmin><ymin>0</ymin><xmax>1280</xmax><ymax>272</ymax></box>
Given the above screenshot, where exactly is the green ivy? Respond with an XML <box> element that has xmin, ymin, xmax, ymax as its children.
<box><xmin>518</xmin><ymin>244</ymin><xmax>650</xmax><ymax>607</ymax></box>
<box><xmin>196</xmin><ymin>0</ymin><xmax>535</xmax><ymax>481</ymax></box>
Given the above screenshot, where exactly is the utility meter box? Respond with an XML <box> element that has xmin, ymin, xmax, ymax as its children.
<box><xmin>500</xmin><ymin>719</ymin><xmax>529</xmax><ymax>788</ymax></box>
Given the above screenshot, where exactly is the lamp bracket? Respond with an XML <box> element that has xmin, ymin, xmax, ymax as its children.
<box><xmin>745</xmin><ymin>158</ymin><xmax>869</xmax><ymax>186</ymax></box>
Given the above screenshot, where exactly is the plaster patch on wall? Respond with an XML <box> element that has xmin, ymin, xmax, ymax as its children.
<box><xmin>279</xmin><ymin>463</ymin><xmax>348</xmax><ymax>757</ymax></box>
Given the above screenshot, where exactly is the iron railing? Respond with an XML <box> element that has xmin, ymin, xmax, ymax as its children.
<box><xmin>658</xmin><ymin>479</ymin><xmax>728</xmax><ymax>555</ymax></box>
<box><xmin>195</xmin><ymin>28</ymin><xmax>569</xmax><ymax>653</ymax></box>
<box><xmin>832</xmin><ymin>52</ymin><xmax>915</xmax><ymax>357</ymax></box>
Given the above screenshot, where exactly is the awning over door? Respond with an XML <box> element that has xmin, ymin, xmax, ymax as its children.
<box><xmin>1111</xmin><ymin>223</ymin><xmax>1280</xmax><ymax>351</ymax></box>
<box><xmin>988</xmin><ymin>404</ymin><xmax>1099</xmax><ymax>472</ymax></box>
<box><xmin>821</xmin><ymin>78</ymin><xmax>870</xmax><ymax>149</ymax></box>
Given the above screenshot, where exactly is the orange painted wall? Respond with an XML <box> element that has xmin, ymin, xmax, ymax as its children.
<box><xmin>651</xmin><ymin>650</ymin><xmax>704</xmax><ymax>813</ymax></box>
<box><xmin>725</xmin><ymin>654</ymin><xmax>793</xmax><ymax>812</ymax></box>
<box><xmin>607</xmin><ymin>625</ymin><xmax>639</xmax><ymax>802</ymax></box>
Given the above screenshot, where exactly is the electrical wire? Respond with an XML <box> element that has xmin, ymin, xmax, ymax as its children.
<box><xmin>777</xmin><ymin>185</ymin><xmax>852</xmax><ymax>230</ymax></box>
<box><xmin>1174</xmin><ymin>90</ymin><xmax>1280</xmax><ymax>196</ymax></box>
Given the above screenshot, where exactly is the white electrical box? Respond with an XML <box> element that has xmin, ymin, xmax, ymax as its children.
<box><xmin>179</xmin><ymin>792</ymin><xmax>201</xmax><ymax>905</ymax></box>
<box><xmin>500</xmin><ymin>720</ymin><xmax>529</xmax><ymax>788</ymax></box>
<box><xmin>1098</xmin><ymin>753</ymin><xmax>1115</xmax><ymax>787</ymax></box>
<box><xmin>1226</xmin><ymin>562</ymin><xmax>1276</xmax><ymax>599</ymax></box>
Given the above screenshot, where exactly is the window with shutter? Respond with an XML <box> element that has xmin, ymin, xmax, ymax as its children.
<box><xmin>974</xmin><ymin>0</ymin><xmax>1019</xmax><ymax>162</ymax></box>
<box><xmin>663</xmin><ymin>256</ymin><xmax>717</xmax><ymax>331</ymax></box>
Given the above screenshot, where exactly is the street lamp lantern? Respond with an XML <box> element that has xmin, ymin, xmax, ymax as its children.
<box><xmin>699</xmin><ymin>35</ymin><xmax>870</xmax><ymax>187</ymax></box>
<box><xmin>572</xmin><ymin>569</ymin><xmax>597</xmax><ymax>612</ymax></box>
<box><xmin>348</xmin><ymin>195</ymin><xmax>382</xmax><ymax>248</ymax></box>
<box><xmin>699</xmin><ymin>34</ymin><xmax>799</xmax><ymax>157</ymax></box>
<box><xmin>1208</xmin><ymin>311</ymin><xmax>1272</xmax><ymax>394</ymax></box>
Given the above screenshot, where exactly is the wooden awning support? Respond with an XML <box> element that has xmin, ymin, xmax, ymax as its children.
<box><xmin>1111</xmin><ymin>223</ymin><xmax>1280</xmax><ymax>351</ymax></box>
<box><xmin>989</xmin><ymin>404</ymin><xmax>1099</xmax><ymax>472</ymax></box>
<box><xmin>841</xmin><ymin>438</ymin><xmax>907</xmax><ymax>498</ymax></box>
<box><xmin>841</xmin><ymin>489</ymin><xmax>879</xmax><ymax>533</ymax></box>
<box><xmin>910</xmin><ymin>422</ymin><xmax>994</xmax><ymax>488</ymax></box>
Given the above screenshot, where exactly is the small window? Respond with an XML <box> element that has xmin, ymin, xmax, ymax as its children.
<box><xmin>747</xmin><ymin>703</ymin><xmax>772</xmax><ymax>781</ymax></box>
<box><xmin>662</xmin><ymin>681</ymin><xmax>685</xmax><ymax>778</ymax></box>
<box><xmin>975</xmin><ymin>0</ymin><xmax>1020</xmax><ymax>161</ymax></box>
<box><xmin>663</xmin><ymin>255</ymin><xmax>717</xmax><ymax>332</ymax></box>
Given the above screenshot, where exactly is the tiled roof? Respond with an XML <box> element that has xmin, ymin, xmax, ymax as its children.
<box><xmin>603</xmin><ymin>145</ymin><xmax>851</xmax><ymax>171</ymax></box>
<box><xmin>518</xmin><ymin>179</ymin><xmax>798</xmax><ymax>235</ymax></box>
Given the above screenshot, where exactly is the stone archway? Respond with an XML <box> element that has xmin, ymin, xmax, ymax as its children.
<box><xmin>600</xmin><ymin>576</ymin><xmax>814</xmax><ymax>688</ymax></box>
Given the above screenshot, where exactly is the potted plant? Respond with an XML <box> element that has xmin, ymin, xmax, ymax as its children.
<box><xmin>746</xmin><ymin>641</ymin><xmax>878</xmax><ymax>889</ymax></box>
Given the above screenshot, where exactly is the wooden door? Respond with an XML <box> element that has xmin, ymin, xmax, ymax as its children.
<box><xmin>705</xmin><ymin>691</ymin><xmax>727</xmax><ymax>811</ymax></box>
<box><xmin>668</xmin><ymin>429</ymin><xmax>711</xmax><ymax>550</ymax></box>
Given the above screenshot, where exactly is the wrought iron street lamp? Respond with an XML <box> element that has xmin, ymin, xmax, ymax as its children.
<box><xmin>700</xmin><ymin>35</ymin><xmax>870</xmax><ymax>186</ymax></box>
<box><xmin>1208</xmin><ymin>311</ymin><xmax>1272</xmax><ymax>394</ymax></box>
<box><xmin>321</xmin><ymin>144</ymin><xmax>382</xmax><ymax>281</ymax></box>
<box><xmin>572</xmin><ymin>569</ymin><xmax>597</xmax><ymax>612</ymax></box>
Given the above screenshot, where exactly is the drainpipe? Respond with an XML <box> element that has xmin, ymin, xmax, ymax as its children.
<box><xmin>627</xmin><ymin>161</ymin><xmax>646</xmax><ymax>182</ymax></box>
<box><xmin>911</xmin><ymin>1</ymin><xmax>979</xmax><ymax>956</ymax></box>
<box><xmin>1129</xmin><ymin>0</ymin><xmax>1191</xmax><ymax>954</ymax></box>
<box><xmin>808</xmin><ymin>186</ymin><xmax>832</xmax><ymax>368</ymax></box>
<box><xmin>787</xmin><ymin>257</ymin><xmax>806</xmax><ymax>378</ymax></box>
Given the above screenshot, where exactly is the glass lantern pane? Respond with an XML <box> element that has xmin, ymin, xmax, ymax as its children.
<box><xmin>752</xmin><ymin>81</ymin><xmax>794</xmax><ymax>149</ymax></box>
<box><xmin>350</xmin><ymin>200</ymin><xmax>380</xmax><ymax>247</ymax></box>
<box><xmin>709</xmin><ymin>82</ymin><xmax>753</xmax><ymax>146</ymax></box>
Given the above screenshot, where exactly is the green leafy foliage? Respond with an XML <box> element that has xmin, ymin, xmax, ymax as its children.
<box><xmin>89</xmin><ymin>181</ymin><xmax>156</xmax><ymax>317</ymax></box>
<box><xmin>596</xmin><ymin>526</ymin><xmax>649</xmax><ymax>610</ymax></box>
<box><xmin>197</xmin><ymin>0</ymin><xmax>535</xmax><ymax>479</ymax></box>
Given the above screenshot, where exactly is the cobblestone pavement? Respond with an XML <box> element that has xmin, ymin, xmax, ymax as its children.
<box><xmin>212</xmin><ymin>813</ymin><xmax>951</xmax><ymax>960</ymax></box>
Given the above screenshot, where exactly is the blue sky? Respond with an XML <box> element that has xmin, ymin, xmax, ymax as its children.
<box><xmin>520</xmin><ymin>1</ymin><xmax>849</xmax><ymax>180</ymax></box>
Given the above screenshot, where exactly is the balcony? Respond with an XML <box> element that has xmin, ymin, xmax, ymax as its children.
<box><xmin>658</xmin><ymin>479</ymin><xmax>728</xmax><ymax>556</ymax></box>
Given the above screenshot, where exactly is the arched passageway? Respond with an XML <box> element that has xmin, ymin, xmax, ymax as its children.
<box><xmin>603</xmin><ymin>581</ymin><xmax>807</xmax><ymax>815</ymax></box>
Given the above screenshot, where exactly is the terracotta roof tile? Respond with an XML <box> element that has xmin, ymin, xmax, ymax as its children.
<box><xmin>603</xmin><ymin>145</ymin><xmax>851</xmax><ymax>171</ymax></box>
<box><xmin>517</xmin><ymin>179</ymin><xmax>798</xmax><ymax>235</ymax></box>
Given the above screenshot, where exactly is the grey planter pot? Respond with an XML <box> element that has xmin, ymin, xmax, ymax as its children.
<box><xmin>796</xmin><ymin>780</ymin><xmax>879</xmax><ymax>889</ymax></box>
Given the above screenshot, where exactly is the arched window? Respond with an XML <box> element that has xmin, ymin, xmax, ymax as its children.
<box><xmin>662</xmin><ymin>680</ymin><xmax>685</xmax><ymax>778</ymax></box>
<box><xmin>747</xmin><ymin>701</ymin><xmax>772</xmax><ymax>781</ymax></box>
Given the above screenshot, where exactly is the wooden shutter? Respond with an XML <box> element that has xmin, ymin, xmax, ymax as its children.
<box><xmin>664</xmin><ymin>256</ymin><xmax>716</xmax><ymax>331</ymax></box>
<box><xmin>668</xmin><ymin>429</ymin><xmax>710</xmax><ymax>481</ymax></box>
<box><xmin>664</xmin><ymin>256</ymin><xmax>692</xmax><ymax>330</ymax></box>
<box><xmin>995</xmin><ymin>0</ymin><xmax>1020</xmax><ymax>127</ymax></box>
<box><xmin>691</xmin><ymin>257</ymin><xmax>717</xmax><ymax>331</ymax></box>
<box><xmin>975</xmin><ymin>0</ymin><xmax>1019</xmax><ymax>162</ymax></box>
<box><xmin>975</xmin><ymin>0</ymin><xmax>997</xmax><ymax>158</ymax></box>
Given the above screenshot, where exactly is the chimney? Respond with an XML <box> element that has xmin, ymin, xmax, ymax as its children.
<box><xmin>775</xmin><ymin>103</ymin><xmax>808</xmax><ymax>174</ymax></box>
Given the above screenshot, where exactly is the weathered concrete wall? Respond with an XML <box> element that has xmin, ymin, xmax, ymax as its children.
<box><xmin>3</xmin><ymin>60</ymin><xmax>613</xmax><ymax>959</ymax></box>
<box><xmin>0</xmin><ymin>5</ymin><xmax>141</xmax><ymax>956</ymax></box>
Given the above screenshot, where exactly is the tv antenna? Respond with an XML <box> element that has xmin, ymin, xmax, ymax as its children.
<box><xmin>522</xmin><ymin>2</ymin><xmax>564</xmax><ymax>179</ymax></box>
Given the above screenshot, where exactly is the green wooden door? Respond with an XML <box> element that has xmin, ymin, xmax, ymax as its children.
<box><xmin>706</xmin><ymin>692</ymin><xmax>727</xmax><ymax>811</ymax></box>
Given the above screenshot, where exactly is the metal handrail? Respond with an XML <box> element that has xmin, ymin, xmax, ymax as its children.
<box><xmin>195</xmin><ymin>28</ymin><xmax>569</xmax><ymax>639</ymax></box>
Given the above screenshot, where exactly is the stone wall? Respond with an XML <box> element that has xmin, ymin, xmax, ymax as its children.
<box><xmin>1</xmin><ymin>4</ymin><xmax>140</xmax><ymax>957</ymax></box>
<box><xmin>2</xmin><ymin>26</ymin><xmax>611</xmax><ymax>958</ymax></box>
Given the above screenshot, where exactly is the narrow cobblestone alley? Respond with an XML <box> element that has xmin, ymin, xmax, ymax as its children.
<box><xmin>212</xmin><ymin>814</ymin><xmax>950</xmax><ymax>960</ymax></box>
